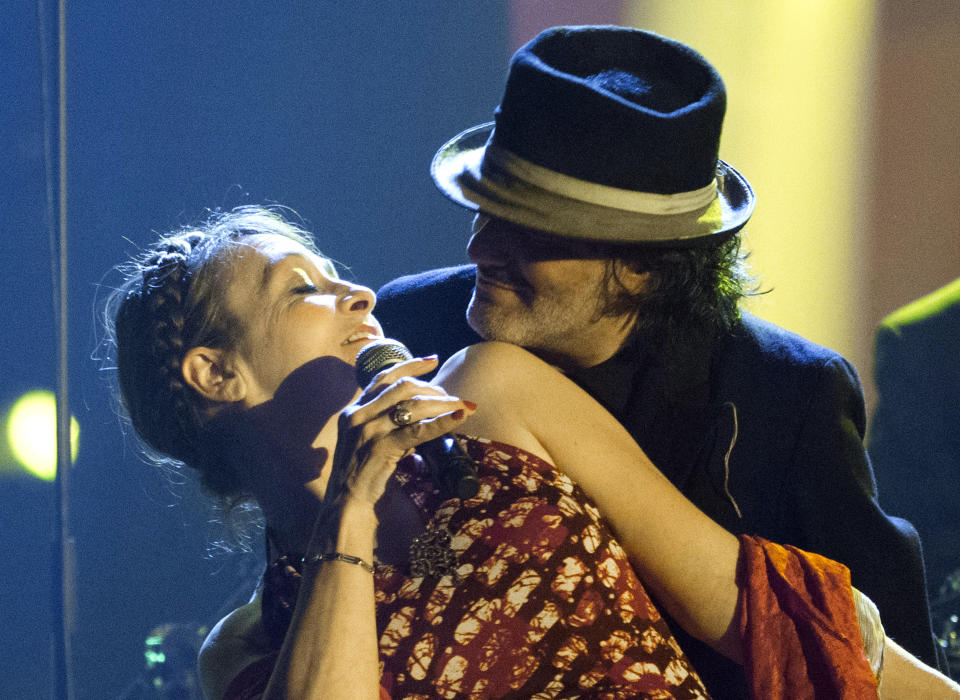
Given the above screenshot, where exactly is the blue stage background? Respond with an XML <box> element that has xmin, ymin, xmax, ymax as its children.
<box><xmin>2</xmin><ymin>4</ymin><xmax>508</xmax><ymax>697</ymax></box>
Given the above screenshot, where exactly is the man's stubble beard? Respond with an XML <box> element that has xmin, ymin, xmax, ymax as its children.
<box><xmin>465</xmin><ymin>283</ymin><xmax>610</xmax><ymax>363</ymax></box>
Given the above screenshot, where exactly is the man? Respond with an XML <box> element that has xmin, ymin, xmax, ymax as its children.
<box><xmin>375</xmin><ymin>26</ymin><xmax>937</xmax><ymax>695</ymax></box>
<box><xmin>870</xmin><ymin>277</ymin><xmax>960</xmax><ymax>676</ymax></box>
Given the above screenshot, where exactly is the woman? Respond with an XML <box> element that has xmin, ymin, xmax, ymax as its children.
<box><xmin>105</xmin><ymin>206</ymin><xmax>956</xmax><ymax>698</ymax></box>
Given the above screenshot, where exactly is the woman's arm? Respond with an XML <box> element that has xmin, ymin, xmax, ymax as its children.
<box><xmin>196</xmin><ymin>504</ymin><xmax>384</xmax><ymax>700</ymax></box>
<box><xmin>262</xmin><ymin>357</ymin><xmax>474</xmax><ymax>699</ymax></box>
<box><xmin>881</xmin><ymin>639</ymin><xmax>960</xmax><ymax>697</ymax></box>
<box><xmin>198</xmin><ymin>596</ymin><xmax>272</xmax><ymax>700</ymax></box>
<box><xmin>436</xmin><ymin>342</ymin><xmax>960</xmax><ymax>697</ymax></box>
<box><xmin>262</xmin><ymin>502</ymin><xmax>382</xmax><ymax>700</ymax></box>
<box><xmin>434</xmin><ymin>341</ymin><xmax>743</xmax><ymax>659</ymax></box>
<box><xmin>202</xmin><ymin>357</ymin><xmax>475</xmax><ymax>699</ymax></box>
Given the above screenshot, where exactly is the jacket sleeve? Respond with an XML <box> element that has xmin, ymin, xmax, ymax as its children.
<box><xmin>375</xmin><ymin>265</ymin><xmax>482</xmax><ymax>367</ymax></box>
<box><xmin>785</xmin><ymin>355</ymin><xmax>939</xmax><ymax>667</ymax></box>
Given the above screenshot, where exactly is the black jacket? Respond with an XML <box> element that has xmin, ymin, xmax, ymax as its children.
<box><xmin>376</xmin><ymin>264</ymin><xmax>937</xmax><ymax>697</ymax></box>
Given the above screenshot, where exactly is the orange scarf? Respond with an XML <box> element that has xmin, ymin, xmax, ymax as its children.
<box><xmin>737</xmin><ymin>535</ymin><xmax>879</xmax><ymax>698</ymax></box>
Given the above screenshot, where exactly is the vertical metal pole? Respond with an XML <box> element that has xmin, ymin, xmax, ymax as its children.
<box><xmin>45</xmin><ymin>0</ymin><xmax>74</xmax><ymax>696</ymax></box>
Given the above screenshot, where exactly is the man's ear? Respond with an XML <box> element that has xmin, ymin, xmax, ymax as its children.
<box><xmin>181</xmin><ymin>347</ymin><xmax>247</xmax><ymax>403</ymax></box>
<box><xmin>613</xmin><ymin>263</ymin><xmax>651</xmax><ymax>295</ymax></box>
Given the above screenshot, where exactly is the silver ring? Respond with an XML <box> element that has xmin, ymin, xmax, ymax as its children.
<box><xmin>389</xmin><ymin>403</ymin><xmax>414</xmax><ymax>427</ymax></box>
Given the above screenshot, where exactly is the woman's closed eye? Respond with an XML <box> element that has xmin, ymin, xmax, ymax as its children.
<box><xmin>290</xmin><ymin>266</ymin><xmax>325</xmax><ymax>295</ymax></box>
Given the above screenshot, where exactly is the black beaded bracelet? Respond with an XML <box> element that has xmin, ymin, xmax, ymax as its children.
<box><xmin>302</xmin><ymin>552</ymin><xmax>375</xmax><ymax>574</ymax></box>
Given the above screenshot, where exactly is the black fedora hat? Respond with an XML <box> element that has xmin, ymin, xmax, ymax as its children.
<box><xmin>431</xmin><ymin>25</ymin><xmax>755</xmax><ymax>245</ymax></box>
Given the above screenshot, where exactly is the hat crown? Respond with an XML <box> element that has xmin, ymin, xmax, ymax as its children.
<box><xmin>493</xmin><ymin>25</ymin><xmax>726</xmax><ymax>195</ymax></box>
<box><xmin>430</xmin><ymin>25</ymin><xmax>755</xmax><ymax>245</ymax></box>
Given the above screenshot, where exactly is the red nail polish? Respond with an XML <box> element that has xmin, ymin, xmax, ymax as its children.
<box><xmin>452</xmin><ymin>409</ymin><xmax>465</xmax><ymax>420</ymax></box>
<box><xmin>463</xmin><ymin>400</ymin><xmax>478</xmax><ymax>410</ymax></box>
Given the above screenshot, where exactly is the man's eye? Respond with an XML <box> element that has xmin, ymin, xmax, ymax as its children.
<box><xmin>520</xmin><ymin>240</ymin><xmax>561</xmax><ymax>258</ymax></box>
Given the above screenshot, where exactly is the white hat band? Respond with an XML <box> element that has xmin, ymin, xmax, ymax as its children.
<box><xmin>482</xmin><ymin>144</ymin><xmax>718</xmax><ymax>215</ymax></box>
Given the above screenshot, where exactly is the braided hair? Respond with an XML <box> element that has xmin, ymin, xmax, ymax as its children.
<box><xmin>102</xmin><ymin>206</ymin><xmax>322</xmax><ymax>502</ymax></box>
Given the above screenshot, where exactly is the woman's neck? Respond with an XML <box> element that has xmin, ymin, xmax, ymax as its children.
<box><xmin>221</xmin><ymin>406</ymin><xmax>341</xmax><ymax>558</ymax></box>
<box><xmin>264</xmin><ymin>500</ymin><xmax>323</xmax><ymax>558</ymax></box>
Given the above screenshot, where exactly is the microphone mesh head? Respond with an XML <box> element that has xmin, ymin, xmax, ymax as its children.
<box><xmin>355</xmin><ymin>339</ymin><xmax>413</xmax><ymax>387</ymax></box>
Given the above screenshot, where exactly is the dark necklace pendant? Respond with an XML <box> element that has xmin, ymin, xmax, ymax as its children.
<box><xmin>409</xmin><ymin>526</ymin><xmax>459</xmax><ymax>580</ymax></box>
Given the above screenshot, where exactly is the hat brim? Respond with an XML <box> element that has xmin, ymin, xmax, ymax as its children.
<box><xmin>431</xmin><ymin>122</ymin><xmax>755</xmax><ymax>246</ymax></box>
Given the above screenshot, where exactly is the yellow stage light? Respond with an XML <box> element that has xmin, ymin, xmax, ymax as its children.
<box><xmin>629</xmin><ymin>0</ymin><xmax>876</xmax><ymax>365</ymax></box>
<box><xmin>5</xmin><ymin>390</ymin><xmax>79</xmax><ymax>481</ymax></box>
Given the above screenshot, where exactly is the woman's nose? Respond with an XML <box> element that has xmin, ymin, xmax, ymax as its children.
<box><xmin>338</xmin><ymin>283</ymin><xmax>376</xmax><ymax>313</ymax></box>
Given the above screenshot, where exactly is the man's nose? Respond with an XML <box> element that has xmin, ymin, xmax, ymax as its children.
<box><xmin>467</xmin><ymin>226</ymin><xmax>511</xmax><ymax>266</ymax></box>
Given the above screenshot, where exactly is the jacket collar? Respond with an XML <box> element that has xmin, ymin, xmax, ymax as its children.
<box><xmin>567</xmin><ymin>326</ymin><xmax>739</xmax><ymax>510</ymax></box>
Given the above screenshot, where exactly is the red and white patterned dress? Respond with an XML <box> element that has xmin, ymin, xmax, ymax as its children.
<box><xmin>249</xmin><ymin>437</ymin><xmax>709</xmax><ymax>699</ymax></box>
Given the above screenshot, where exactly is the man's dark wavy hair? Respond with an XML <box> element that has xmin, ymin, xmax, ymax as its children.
<box><xmin>597</xmin><ymin>232</ymin><xmax>757</xmax><ymax>397</ymax></box>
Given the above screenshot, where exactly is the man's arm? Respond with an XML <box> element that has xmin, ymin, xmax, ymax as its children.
<box><xmin>786</xmin><ymin>355</ymin><xmax>938</xmax><ymax>667</ymax></box>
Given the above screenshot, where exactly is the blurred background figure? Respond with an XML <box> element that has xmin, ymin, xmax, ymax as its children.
<box><xmin>869</xmin><ymin>276</ymin><xmax>960</xmax><ymax>678</ymax></box>
<box><xmin>116</xmin><ymin>623</ymin><xmax>205</xmax><ymax>700</ymax></box>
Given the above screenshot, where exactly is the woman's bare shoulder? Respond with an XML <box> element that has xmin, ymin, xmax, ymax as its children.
<box><xmin>435</xmin><ymin>342</ymin><xmax>570</xmax><ymax>462</ymax></box>
<box><xmin>436</xmin><ymin>341</ymin><xmax>559</xmax><ymax>390</ymax></box>
<box><xmin>436</xmin><ymin>340</ymin><xmax>636</xmax><ymax>466</ymax></box>
<box><xmin>198</xmin><ymin>592</ymin><xmax>274</xmax><ymax>700</ymax></box>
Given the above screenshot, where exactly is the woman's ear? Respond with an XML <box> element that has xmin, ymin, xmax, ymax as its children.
<box><xmin>181</xmin><ymin>347</ymin><xmax>247</xmax><ymax>403</ymax></box>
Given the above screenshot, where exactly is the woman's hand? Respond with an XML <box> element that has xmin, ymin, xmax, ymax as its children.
<box><xmin>262</xmin><ymin>354</ymin><xmax>476</xmax><ymax>700</ymax></box>
<box><xmin>334</xmin><ymin>354</ymin><xmax>476</xmax><ymax>509</ymax></box>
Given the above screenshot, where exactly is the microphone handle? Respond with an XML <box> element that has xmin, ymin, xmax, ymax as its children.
<box><xmin>416</xmin><ymin>436</ymin><xmax>480</xmax><ymax>500</ymax></box>
<box><xmin>354</xmin><ymin>340</ymin><xmax>479</xmax><ymax>499</ymax></box>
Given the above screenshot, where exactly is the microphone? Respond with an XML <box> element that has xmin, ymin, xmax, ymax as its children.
<box><xmin>356</xmin><ymin>339</ymin><xmax>480</xmax><ymax>499</ymax></box>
